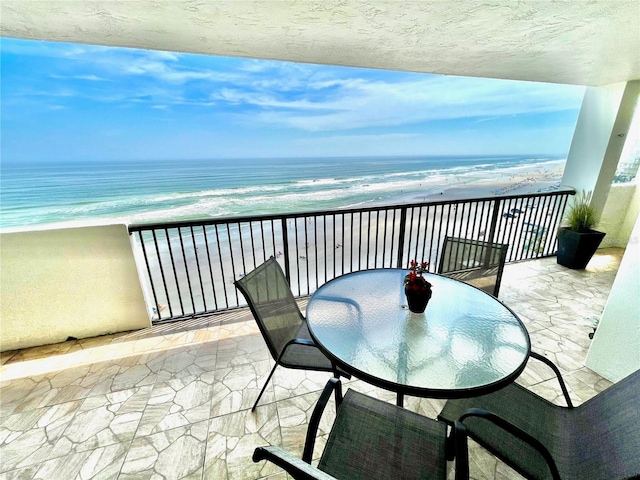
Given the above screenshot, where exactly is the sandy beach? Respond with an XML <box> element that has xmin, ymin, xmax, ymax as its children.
<box><xmin>399</xmin><ymin>163</ymin><xmax>565</xmax><ymax>204</ymax></box>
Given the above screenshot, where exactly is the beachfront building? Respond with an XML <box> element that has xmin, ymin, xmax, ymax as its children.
<box><xmin>1</xmin><ymin>2</ymin><xmax>639</xmax><ymax>478</ymax></box>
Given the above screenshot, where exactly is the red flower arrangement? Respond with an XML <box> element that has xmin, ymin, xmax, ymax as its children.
<box><xmin>404</xmin><ymin>260</ymin><xmax>432</xmax><ymax>292</ymax></box>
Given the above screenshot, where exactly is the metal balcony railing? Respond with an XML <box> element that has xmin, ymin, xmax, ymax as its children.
<box><xmin>129</xmin><ymin>188</ymin><xmax>574</xmax><ymax>322</ymax></box>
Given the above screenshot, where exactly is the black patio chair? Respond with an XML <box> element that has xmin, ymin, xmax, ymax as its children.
<box><xmin>254</xmin><ymin>378</ymin><xmax>470</xmax><ymax>480</ymax></box>
<box><xmin>438</xmin><ymin>352</ymin><xmax>640</xmax><ymax>480</ymax></box>
<box><xmin>437</xmin><ymin>236</ymin><xmax>509</xmax><ymax>297</ymax></box>
<box><xmin>235</xmin><ymin>257</ymin><xmax>348</xmax><ymax>411</ymax></box>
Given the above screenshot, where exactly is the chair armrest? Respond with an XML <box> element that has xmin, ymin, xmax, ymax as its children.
<box><xmin>302</xmin><ymin>378</ymin><xmax>342</xmax><ymax>463</ymax></box>
<box><xmin>530</xmin><ymin>351</ymin><xmax>574</xmax><ymax>408</ymax></box>
<box><xmin>284</xmin><ymin>337</ymin><xmax>316</xmax><ymax>349</ymax></box>
<box><xmin>460</xmin><ymin>408</ymin><xmax>561</xmax><ymax>480</ymax></box>
<box><xmin>279</xmin><ymin>339</ymin><xmax>352</xmax><ymax>380</ymax></box>
<box><xmin>253</xmin><ymin>446</ymin><xmax>337</xmax><ymax>480</ymax></box>
<box><xmin>275</xmin><ymin>338</ymin><xmax>316</xmax><ymax>365</ymax></box>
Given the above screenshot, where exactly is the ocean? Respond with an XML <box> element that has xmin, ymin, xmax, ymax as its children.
<box><xmin>0</xmin><ymin>155</ymin><xmax>565</xmax><ymax>231</ymax></box>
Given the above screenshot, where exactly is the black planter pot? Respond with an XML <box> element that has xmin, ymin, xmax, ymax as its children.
<box><xmin>405</xmin><ymin>286</ymin><xmax>432</xmax><ymax>313</ymax></box>
<box><xmin>556</xmin><ymin>227</ymin><xmax>606</xmax><ymax>269</ymax></box>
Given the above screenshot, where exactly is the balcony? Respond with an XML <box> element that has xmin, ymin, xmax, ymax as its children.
<box><xmin>0</xmin><ymin>248</ymin><xmax>622</xmax><ymax>480</ymax></box>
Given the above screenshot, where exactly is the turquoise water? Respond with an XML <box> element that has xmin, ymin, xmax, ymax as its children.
<box><xmin>0</xmin><ymin>155</ymin><xmax>563</xmax><ymax>230</ymax></box>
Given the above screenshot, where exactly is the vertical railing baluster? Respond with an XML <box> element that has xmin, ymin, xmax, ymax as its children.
<box><xmin>293</xmin><ymin>218</ymin><xmax>301</xmax><ymax>295</ymax></box>
<box><xmin>396</xmin><ymin>207</ymin><xmax>408</xmax><ymax>268</ymax></box>
<box><xmin>372</xmin><ymin>210</ymin><xmax>379</xmax><ymax>268</ymax></box>
<box><xmin>529</xmin><ymin>197</ymin><xmax>546</xmax><ymax>259</ymax></box>
<box><xmin>165</xmin><ymin>228</ymin><xmax>184</xmax><ymax>315</ymax></box>
<box><xmin>331</xmin><ymin>214</ymin><xmax>336</xmax><ymax>279</ymax></box>
<box><xmin>270</xmin><ymin>219</ymin><xmax>276</xmax><ymax>258</ymax></box>
<box><xmin>190</xmin><ymin>226</ymin><xmax>206</xmax><ymax>312</ymax></box>
<box><xmin>357</xmin><ymin>213</ymin><xmax>363</xmax><ymax>271</ymax></box>
<box><xmin>323</xmin><ymin>214</ymin><xmax>327</xmax><ymax>281</ymax></box>
<box><xmin>427</xmin><ymin>205</ymin><xmax>436</xmax><ymax>266</ymax></box>
<box><xmin>406</xmin><ymin>207</ymin><xmax>416</xmax><ymax>262</ymax></box>
<box><xmin>318</xmin><ymin>214</ymin><xmax>322</xmax><ymax>281</ymax></box>
<box><xmin>484</xmin><ymin>200</ymin><xmax>502</xmax><ymax>267</ymax></box>
<box><xmin>248</xmin><ymin>221</ymin><xmax>256</xmax><ymax>270</ymax></box>
<box><xmin>540</xmin><ymin>195</ymin><xmax>556</xmax><ymax>257</ymax></box>
<box><xmin>203</xmin><ymin>226</ymin><xmax>218</xmax><ymax>311</ymax></box>
<box><xmin>138</xmin><ymin>231</ymin><xmax>161</xmax><ymax>319</ymax></box>
<box><xmin>364</xmin><ymin>211</ymin><xmax>370</xmax><ymax>269</ymax></box>
<box><xmin>540</xmin><ymin>196</ymin><xmax>556</xmax><ymax>257</ymax></box>
<box><xmin>340</xmin><ymin>213</ymin><xmax>346</xmax><ymax>275</ymax></box>
<box><xmin>434</xmin><ymin>204</ymin><xmax>445</xmax><ymax>269</ymax></box>
<box><xmin>303</xmin><ymin>217</ymin><xmax>310</xmax><ymax>295</ymax></box>
<box><xmin>281</xmin><ymin>217</ymin><xmax>291</xmax><ymax>283</ymax></box>
<box><xmin>512</xmin><ymin>197</ymin><xmax>527</xmax><ymax>261</ymax></box>
<box><xmin>502</xmin><ymin>198</ymin><xmax>516</xmax><ymax>260</ymax></box>
<box><xmin>177</xmin><ymin>227</ymin><xmax>195</xmax><ymax>315</ymax></box>
<box><xmin>388</xmin><ymin>209</ymin><xmax>396</xmax><ymax>268</ymax></box>
<box><xmin>226</xmin><ymin>224</ymin><xmax>239</xmax><ymax>305</ymax></box>
<box><xmin>381</xmin><ymin>209</ymin><xmax>388</xmax><ymax>267</ymax></box>
<box><xmin>552</xmin><ymin>194</ymin><xmax>570</xmax><ymax>254</ymax></box>
<box><xmin>214</xmin><ymin>225</ymin><xmax>228</xmax><ymax>308</ymax></box>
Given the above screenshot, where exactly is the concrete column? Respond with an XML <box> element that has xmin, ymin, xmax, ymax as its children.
<box><xmin>562</xmin><ymin>80</ymin><xmax>640</xmax><ymax>215</ymax></box>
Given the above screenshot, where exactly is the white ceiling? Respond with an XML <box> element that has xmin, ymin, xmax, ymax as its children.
<box><xmin>1</xmin><ymin>0</ymin><xmax>639</xmax><ymax>86</ymax></box>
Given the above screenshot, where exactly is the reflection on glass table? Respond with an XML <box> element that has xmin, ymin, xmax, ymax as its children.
<box><xmin>306</xmin><ymin>269</ymin><xmax>531</xmax><ymax>406</ymax></box>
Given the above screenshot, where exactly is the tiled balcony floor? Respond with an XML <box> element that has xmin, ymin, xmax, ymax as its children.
<box><xmin>0</xmin><ymin>248</ymin><xmax>623</xmax><ymax>480</ymax></box>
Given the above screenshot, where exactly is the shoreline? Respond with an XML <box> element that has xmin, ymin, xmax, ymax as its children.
<box><xmin>0</xmin><ymin>161</ymin><xmax>566</xmax><ymax>234</ymax></box>
<box><xmin>368</xmin><ymin>163</ymin><xmax>565</xmax><ymax>207</ymax></box>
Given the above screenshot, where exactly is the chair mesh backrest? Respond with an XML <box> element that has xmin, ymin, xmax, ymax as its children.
<box><xmin>567</xmin><ymin>368</ymin><xmax>640</xmax><ymax>479</ymax></box>
<box><xmin>438</xmin><ymin>236</ymin><xmax>509</xmax><ymax>296</ymax></box>
<box><xmin>319</xmin><ymin>389</ymin><xmax>448</xmax><ymax>480</ymax></box>
<box><xmin>439</xmin><ymin>236</ymin><xmax>507</xmax><ymax>272</ymax></box>
<box><xmin>235</xmin><ymin>258</ymin><xmax>303</xmax><ymax>361</ymax></box>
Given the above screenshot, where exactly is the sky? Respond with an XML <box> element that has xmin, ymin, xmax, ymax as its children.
<box><xmin>1</xmin><ymin>38</ymin><xmax>586</xmax><ymax>162</ymax></box>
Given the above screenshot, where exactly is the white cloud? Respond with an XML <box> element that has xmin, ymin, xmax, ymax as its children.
<box><xmin>241</xmin><ymin>76</ymin><xmax>584</xmax><ymax>131</ymax></box>
<box><xmin>3</xmin><ymin>38</ymin><xmax>585</xmax><ymax>136</ymax></box>
<box><xmin>75</xmin><ymin>74</ymin><xmax>108</xmax><ymax>81</ymax></box>
<box><xmin>210</xmin><ymin>88</ymin><xmax>339</xmax><ymax>110</ymax></box>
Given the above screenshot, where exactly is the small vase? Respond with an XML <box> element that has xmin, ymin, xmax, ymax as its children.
<box><xmin>405</xmin><ymin>285</ymin><xmax>432</xmax><ymax>313</ymax></box>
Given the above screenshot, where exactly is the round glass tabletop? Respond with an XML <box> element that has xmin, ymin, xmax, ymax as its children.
<box><xmin>306</xmin><ymin>269</ymin><xmax>530</xmax><ymax>398</ymax></box>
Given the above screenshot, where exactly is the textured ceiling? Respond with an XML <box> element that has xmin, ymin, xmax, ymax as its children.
<box><xmin>1</xmin><ymin>0</ymin><xmax>639</xmax><ymax>86</ymax></box>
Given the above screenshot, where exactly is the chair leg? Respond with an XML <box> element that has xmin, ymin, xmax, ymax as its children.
<box><xmin>252</xmin><ymin>362</ymin><xmax>278</xmax><ymax>412</ymax></box>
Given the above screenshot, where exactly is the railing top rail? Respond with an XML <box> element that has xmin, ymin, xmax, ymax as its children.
<box><xmin>128</xmin><ymin>187</ymin><xmax>576</xmax><ymax>233</ymax></box>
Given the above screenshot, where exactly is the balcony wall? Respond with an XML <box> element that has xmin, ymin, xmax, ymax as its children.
<box><xmin>0</xmin><ymin>224</ymin><xmax>150</xmax><ymax>351</ymax></box>
<box><xmin>600</xmin><ymin>181</ymin><xmax>640</xmax><ymax>248</ymax></box>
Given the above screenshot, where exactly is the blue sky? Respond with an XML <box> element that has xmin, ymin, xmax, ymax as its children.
<box><xmin>1</xmin><ymin>38</ymin><xmax>586</xmax><ymax>162</ymax></box>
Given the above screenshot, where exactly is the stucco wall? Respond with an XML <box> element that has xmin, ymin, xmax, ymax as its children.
<box><xmin>600</xmin><ymin>182</ymin><xmax>639</xmax><ymax>247</ymax></box>
<box><xmin>0</xmin><ymin>224</ymin><xmax>150</xmax><ymax>352</ymax></box>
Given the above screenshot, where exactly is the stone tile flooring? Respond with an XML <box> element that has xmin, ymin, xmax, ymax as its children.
<box><xmin>0</xmin><ymin>249</ymin><xmax>623</xmax><ymax>480</ymax></box>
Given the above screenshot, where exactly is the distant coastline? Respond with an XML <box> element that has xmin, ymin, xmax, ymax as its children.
<box><xmin>0</xmin><ymin>155</ymin><xmax>566</xmax><ymax>232</ymax></box>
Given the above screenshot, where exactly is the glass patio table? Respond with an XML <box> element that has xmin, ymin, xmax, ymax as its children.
<box><xmin>306</xmin><ymin>269</ymin><xmax>531</xmax><ymax>406</ymax></box>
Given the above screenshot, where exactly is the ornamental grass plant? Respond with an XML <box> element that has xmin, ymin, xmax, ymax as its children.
<box><xmin>565</xmin><ymin>190</ymin><xmax>599</xmax><ymax>232</ymax></box>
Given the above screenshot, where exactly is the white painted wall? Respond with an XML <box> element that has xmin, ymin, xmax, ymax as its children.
<box><xmin>600</xmin><ymin>182</ymin><xmax>639</xmax><ymax>247</ymax></box>
<box><xmin>586</xmin><ymin>212</ymin><xmax>640</xmax><ymax>381</ymax></box>
<box><xmin>0</xmin><ymin>224</ymin><xmax>151</xmax><ymax>351</ymax></box>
